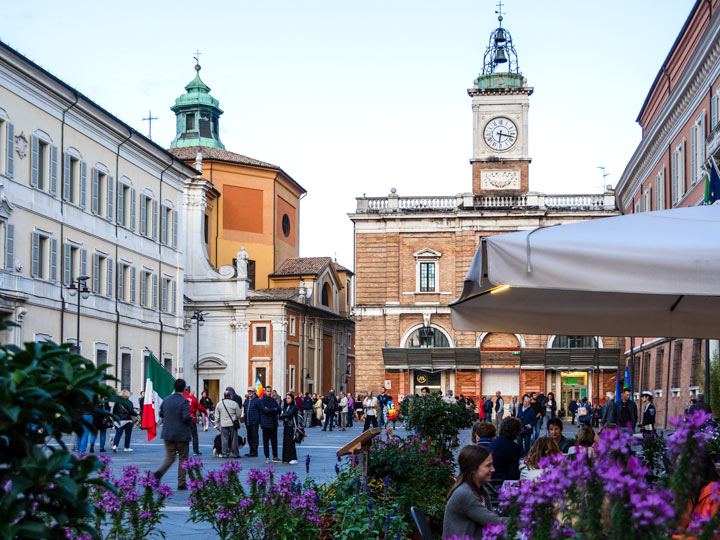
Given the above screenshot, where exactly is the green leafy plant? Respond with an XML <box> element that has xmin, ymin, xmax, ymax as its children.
<box><xmin>0</xmin><ymin>334</ymin><xmax>120</xmax><ymax>540</ymax></box>
<box><xmin>399</xmin><ymin>393</ymin><xmax>473</xmax><ymax>457</ymax></box>
<box><xmin>368</xmin><ymin>432</ymin><xmax>454</xmax><ymax>533</ymax></box>
<box><xmin>326</xmin><ymin>456</ymin><xmax>410</xmax><ymax>540</ymax></box>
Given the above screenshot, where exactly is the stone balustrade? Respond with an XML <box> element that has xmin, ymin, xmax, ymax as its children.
<box><xmin>355</xmin><ymin>190</ymin><xmax>617</xmax><ymax>213</ymax></box>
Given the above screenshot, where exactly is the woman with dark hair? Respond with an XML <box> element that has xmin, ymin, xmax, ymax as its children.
<box><xmin>472</xmin><ymin>421</ymin><xmax>497</xmax><ymax>448</ymax></box>
<box><xmin>543</xmin><ymin>392</ymin><xmax>557</xmax><ymax>426</ymax></box>
<box><xmin>489</xmin><ymin>416</ymin><xmax>523</xmax><ymax>481</ymax></box>
<box><xmin>443</xmin><ymin>445</ymin><xmax>506</xmax><ymax>538</ymax></box>
<box><xmin>199</xmin><ymin>391</ymin><xmax>214</xmax><ymax>432</ymax></box>
<box><xmin>568</xmin><ymin>426</ymin><xmax>597</xmax><ymax>457</ymax></box>
<box><xmin>280</xmin><ymin>393</ymin><xmax>299</xmax><ymax>464</ymax></box>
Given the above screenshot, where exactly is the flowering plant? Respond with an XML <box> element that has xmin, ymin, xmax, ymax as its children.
<box><xmin>183</xmin><ymin>458</ymin><xmax>321</xmax><ymax>540</ymax></box>
<box><xmin>493</xmin><ymin>427</ymin><xmax>674</xmax><ymax>540</ymax></box>
<box><xmin>89</xmin><ymin>456</ymin><xmax>172</xmax><ymax>540</ymax></box>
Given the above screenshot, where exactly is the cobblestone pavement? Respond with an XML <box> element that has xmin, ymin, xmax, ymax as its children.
<box><xmin>77</xmin><ymin>418</ymin><xmax>586</xmax><ymax>538</ymax></box>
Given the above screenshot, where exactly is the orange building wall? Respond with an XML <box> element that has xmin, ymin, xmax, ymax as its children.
<box><xmin>248</xmin><ymin>321</ymin><xmax>273</xmax><ymax>387</ymax></box>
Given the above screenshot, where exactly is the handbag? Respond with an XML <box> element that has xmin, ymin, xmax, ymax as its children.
<box><xmin>221</xmin><ymin>398</ymin><xmax>241</xmax><ymax>430</ymax></box>
<box><xmin>293</xmin><ymin>417</ymin><xmax>305</xmax><ymax>444</ymax></box>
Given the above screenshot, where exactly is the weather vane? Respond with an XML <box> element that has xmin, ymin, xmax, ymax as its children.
<box><xmin>495</xmin><ymin>0</ymin><xmax>504</xmax><ymax>18</ymax></box>
<box><xmin>193</xmin><ymin>49</ymin><xmax>202</xmax><ymax>67</ymax></box>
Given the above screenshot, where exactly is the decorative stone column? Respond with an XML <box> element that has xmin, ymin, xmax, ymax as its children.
<box><xmin>233</xmin><ymin>318</ymin><xmax>250</xmax><ymax>394</ymax></box>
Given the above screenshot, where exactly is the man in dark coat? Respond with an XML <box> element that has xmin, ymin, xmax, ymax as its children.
<box><xmin>600</xmin><ymin>393</ymin><xmax>615</xmax><ymax>426</ymax></box>
<box><xmin>611</xmin><ymin>389</ymin><xmax>638</xmax><ymax>431</ymax></box>
<box><xmin>322</xmin><ymin>390</ymin><xmax>338</xmax><ymax>431</ymax></box>
<box><xmin>154</xmin><ymin>378</ymin><xmax>192</xmax><ymax>490</ymax></box>
<box><xmin>569</xmin><ymin>399</ymin><xmax>578</xmax><ymax>425</ymax></box>
<box><xmin>690</xmin><ymin>394</ymin><xmax>713</xmax><ymax>415</ymax></box>
<box><xmin>483</xmin><ymin>396</ymin><xmax>494</xmax><ymax>424</ymax></box>
<box><xmin>244</xmin><ymin>387</ymin><xmax>261</xmax><ymax>457</ymax></box>
<box><xmin>260</xmin><ymin>387</ymin><xmax>281</xmax><ymax>463</ymax></box>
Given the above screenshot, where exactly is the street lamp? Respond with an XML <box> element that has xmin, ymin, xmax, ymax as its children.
<box><xmin>67</xmin><ymin>275</ymin><xmax>90</xmax><ymax>354</ymax></box>
<box><xmin>191</xmin><ymin>311</ymin><xmax>205</xmax><ymax>395</ymax></box>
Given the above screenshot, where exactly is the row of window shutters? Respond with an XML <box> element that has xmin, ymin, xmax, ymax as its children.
<box><xmin>4</xmin><ymin>126</ymin><xmax>179</xmax><ymax>247</ymax></box>
<box><xmin>19</xmin><ymin>228</ymin><xmax>178</xmax><ymax>313</ymax></box>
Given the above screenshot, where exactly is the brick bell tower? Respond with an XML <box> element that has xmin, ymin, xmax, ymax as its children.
<box><xmin>469</xmin><ymin>10</ymin><xmax>533</xmax><ymax>195</ymax></box>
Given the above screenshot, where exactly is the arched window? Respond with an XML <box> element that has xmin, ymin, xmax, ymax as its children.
<box><xmin>551</xmin><ymin>336</ymin><xmax>597</xmax><ymax>348</ymax></box>
<box><xmin>321</xmin><ymin>282</ymin><xmax>331</xmax><ymax>307</ymax></box>
<box><xmin>406</xmin><ymin>326</ymin><xmax>450</xmax><ymax>348</ymax></box>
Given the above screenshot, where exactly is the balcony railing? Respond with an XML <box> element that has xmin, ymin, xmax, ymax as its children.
<box><xmin>355</xmin><ymin>190</ymin><xmax>617</xmax><ymax>213</ymax></box>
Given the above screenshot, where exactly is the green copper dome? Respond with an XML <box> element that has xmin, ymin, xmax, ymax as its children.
<box><xmin>170</xmin><ymin>64</ymin><xmax>225</xmax><ymax>149</ymax></box>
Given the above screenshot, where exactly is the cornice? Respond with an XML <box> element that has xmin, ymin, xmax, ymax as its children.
<box><xmin>616</xmin><ymin>13</ymin><xmax>720</xmax><ymax>207</ymax></box>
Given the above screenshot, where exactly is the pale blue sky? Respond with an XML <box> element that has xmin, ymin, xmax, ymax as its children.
<box><xmin>2</xmin><ymin>0</ymin><xmax>695</xmax><ymax>268</ymax></box>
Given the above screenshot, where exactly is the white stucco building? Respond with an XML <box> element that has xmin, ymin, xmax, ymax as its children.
<box><xmin>0</xmin><ymin>41</ymin><xmax>196</xmax><ymax>391</ymax></box>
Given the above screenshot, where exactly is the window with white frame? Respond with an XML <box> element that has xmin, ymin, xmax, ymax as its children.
<box><xmin>308</xmin><ymin>321</ymin><xmax>314</xmax><ymax>340</ymax></box>
<box><xmin>35</xmin><ymin>333</ymin><xmax>53</xmax><ymax>344</ymax></box>
<box><xmin>31</xmin><ymin>131</ymin><xmax>58</xmax><ymax>195</ymax></box>
<box><xmin>117</xmin><ymin>178</ymin><xmax>136</xmax><ymax>230</ymax></box>
<box><xmin>0</xmin><ymin>108</ymin><xmax>14</xmax><ymax>178</ymax></box>
<box><xmin>63</xmin><ymin>242</ymin><xmax>87</xmax><ymax>286</ymax></box>
<box><xmin>711</xmin><ymin>90</ymin><xmax>719</xmax><ymax>131</ymax></box>
<box><xmin>289</xmin><ymin>365</ymin><xmax>296</xmax><ymax>392</ymax></box>
<box><xmin>31</xmin><ymin>230</ymin><xmax>58</xmax><ymax>281</ymax></box>
<box><xmin>163</xmin><ymin>354</ymin><xmax>172</xmax><ymax>374</ymax></box>
<box><xmin>161</xmin><ymin>275</ymin><xmax>176</xmax><ymax>313</ymax></box>
<box><xmin>414</xmin><ymin>248</ymin><xmax>441</xmax><ymax>293</ymax></box>
<box><xmin>92</xmin><ymin>252</ymin><xmax>113</xmax><ymax>297</ymax></box>
<box><xmin>254</xmin><ymin>323</ymin><xmax>269</xmax><ymax>345</ymax></box>
<box><xmin>640</xmin><ymin>185</ymin><xmax>651</xmax><ymax>212</ymax></box>
<box><xmin>140</xmin><ymin>269</ymin><xmax>158</xmax><ymax>309</ymax></box>
<box><xmin>160</xmin><ymin>202</ymin><xmax>178</xmax><ymax>247</ymax></box>
<box><xmin>95</xmin><ymin>343</ymin><xmax>109</xmax><ymax>370</ymax></box>
<box><xmin>140</xmin><ymin>193</ymin><xmax>158</xmax><ymax>240</ymax></box>
<box><xmin>63</xmin><ymin>148</ymin><xmax>87</xmax><ymax>208</ymax></box>
<box><xmin>671</xmin><ymin>141</ymin><xmax>685</xmax><ymax>204</ymax></box>
<box><xmin>91</xmin><ymin>165</ymin><xmax>113</xmax><ymax>219</ymax></box>
<box><xmin>691</xmin><ymin>112</ymin><xmax>706</xmax><ymax>185</ymax></box>
<box><xmin>654</xmin><ymin>167</ymin><xmax>665</xmax><ymax>210</ymax></box>
<box><xmin>117</xmin><ymin>261</ymin><xmax>136</xmax><ymax>303</ymax></box>
<box><xmin>289</xmin><ymin>315</ymin><xmax>296</xmax><ymax>337</ymax></box>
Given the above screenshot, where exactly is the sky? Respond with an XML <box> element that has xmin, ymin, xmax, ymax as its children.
<box><xmin>2</xmin><ymin>0</ymin><xmax>696</xmax><ymax>268</ymax></box>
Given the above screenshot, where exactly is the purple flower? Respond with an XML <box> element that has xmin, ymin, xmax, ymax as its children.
<box><xmin>3</xmin><ymin>480</ymin><xmax>11</xmax><ymax>493</ymax></box>
<box><xmin>139</xmin><ymin>511</ymin><xmax>153</xmax><ymax>520</ymax></box>
<box><xmin>157</xmin><ymin>483</ymin><xmax>172</xmax><ymax>498</ymax></box>
<box><xmin>182</xmin><ymin>457</ymin><xmax>204</xmax><ymax>470</ymax></box>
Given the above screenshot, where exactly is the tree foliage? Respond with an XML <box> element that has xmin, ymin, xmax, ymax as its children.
<box><xmin>399</xmin><ymin>393</ymin><xmax>473</xmax><ymax>457</ymax></box>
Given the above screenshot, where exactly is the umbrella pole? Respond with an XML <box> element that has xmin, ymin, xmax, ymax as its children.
<box><xmin>595</xmin><ymin>337</ymin><xmax>600</xmax><ymax>405</ymax></box>
<box><xmin>705</xmin><ymin>339</ymin><xmax>711</xmax><ymax>409</ymax></box>
<box><xmin>664</xmin><ymin>339</ymin><xmax>673</xmax><ymax>431</ymax></box>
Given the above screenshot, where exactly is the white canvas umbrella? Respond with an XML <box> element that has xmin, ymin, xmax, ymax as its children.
<box><xmin>450</xmin><ymin>205</ymin><xmax>720</xmax><ymax>339</ymax></box>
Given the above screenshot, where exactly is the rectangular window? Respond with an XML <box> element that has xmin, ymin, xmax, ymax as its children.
<box><xmin>204</xmin><ymin>214</ymin><xmax>210</xmax><ymax>244</ymax></box>
<box><xmin>4</xmin><ymin>221</ymin><xmax>14</xmax><ymax>270</ymax></box>
<box><xmin>712</xmin><ymin>92</ymin><xmax>719</xmax><ymax>130</ymax></box>
<box><xmin>31</xmin><ymin>231</ymin><xmax>57</xmax><ymax>281</ymax></box>
<box><xmin>419</xmin><ymin>262</ymin><xmax>436</xmax><ymax>292</ymax></box>
<box><xmin>185</xmin><ymin>113</ymin><xmax>195</xmax><ymax>131</ymax></box>
<box><xmin>63</xmin><ymin>155</ymin><xmax>81</xmax><ymax>205</ymax></box>
<box><xmin>92</xmin><ymin>252</ymin><xmax>112</xmax><ymax>297</ymax></box>
<box><xmin>289</xmin><ymin>365</ymin><xmax>296</xmax><ymax>392</ymax></box>
<box><xmin>117</xmin><ymin>183</ymin><xmax>135</xmax><ymax>229</ymax></box>
<box><xmin>161</xmin><ymin>205</ymin><xmax>172</xmax><ymax>245</ymax></box>
<box><xmin>672</xmin><ymin>341</ymin><xmax>683</xmax><ymax>388</ymax></box>
<box><xmin>63</xmin><ymin>243</ymin><xmax>82</xmax><ymax>286</ymax></box>
<box><xmin>308</xmin><ymin>321</ymin><xmax>314</xmax><ymax>340</ymax></box>
<box><xmin>691</xmin><ymin>339</ymin><xmax>702</xmax><ymax>387</ymax></box>
<box><xmin>140</xmin><ymin>270</ymin><xmax>153</xmax><ymax>308</ymax></box>
<box><xmin>118</xmin><ymin>262</ymin><xmax>134</xmax><ymax>303</ymax></box>
<box><xmin>121</xmin><ymin>351</ymin><xmax>131</xmax><ymax>391</ymax></box>
<box><xmin>30</xmin><ymin>137</ymin><xmax>57</xmax><ymax>194</ymax></box>
<box><xmin>161</xmin><ymin>276</ymin><xmax>172</xmax><ymax>312</ymax></box>
<box><xmin>654</xmin><ymin>168</ymin><xmax>665</xmax><ymax>210</ymax></box>
<box><xmin>163</xmin><ymin>355</ymin><xmax>172</xmax><ymax>373</ymax></box>
<box><xmin>641</xmin><ymin>351</ymin><xmax>650</xmax><ymax>391</ymax></box>
<box><xmin>691</xmin><ymin>113</ymin><xmax>705</xmax><ymax>185</ymax></box>
<box><xmin>92</xmin><ymin>169</ymin><xmax>108</xmax><ymax>217</ymax></box>
<box><xmin>254</xmin><ymin>324</ymin><xmax>269</xmax><ymax>345</ymax></box>
<box><xmin>0</xmin><ymin>118</ymin><xmax>11</xmax><ymax>177</ymax></box>
<box><xmin>655</xmin><ymin>347</ymin><xmax>664</xmax><ymax>390</ymax></box>
<box><xmin>289</xmin><ymin>315</ymin><xmax>296</xmax><ymax>337</ymax></box>
<box><xmin>671</xmin><ymin>142</ymin><xmax>685</xmax><ymax>204</ymax></box>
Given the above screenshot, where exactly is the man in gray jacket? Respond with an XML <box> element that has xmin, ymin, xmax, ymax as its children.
<box><xmin>215</xmin><ymin>390</ymin><xmax>242</xmax><ymax>458</ymax></box>
<box><xmin>154</xmin><ymin>378</ymin><xmax>192</xmax><ymax>490</ymax></box>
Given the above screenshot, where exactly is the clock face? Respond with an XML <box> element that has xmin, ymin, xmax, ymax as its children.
<box><xmin>483</xmin><ymin>117</ymin><xmax>518</xmax><ymax>151</ymax></box>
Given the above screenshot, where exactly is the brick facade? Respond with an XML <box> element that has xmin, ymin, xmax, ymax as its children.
<box><xmin>472</xmin><ymin>160</ymin><xmax>530</xmax><ymax>195</ymax></box>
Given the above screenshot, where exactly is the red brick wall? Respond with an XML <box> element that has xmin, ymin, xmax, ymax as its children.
<box><xmin>472</xmin><ymin>160</ymin><xmax>530</xmax><ymax>194</ymax></box>
<box><xmin>520</xmin><ymin>370</ymin><xmax>545</xmax><ymax>396</ymax></box>
<box><xmin>457</xmin><ymin>370</ymin><xmax>482</xmax><ymax>403</ymax></box>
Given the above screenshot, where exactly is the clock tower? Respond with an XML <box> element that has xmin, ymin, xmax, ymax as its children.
<box><xmin>469</xmin><ymin>13</ymin><xmax>533</xmax><ymax>195</ymax></box>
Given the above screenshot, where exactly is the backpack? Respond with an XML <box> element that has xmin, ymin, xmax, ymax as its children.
<box><xmin>577</xmin><ymin>405</ymin><xmax>588</xmax><ymax>416</ymax></box>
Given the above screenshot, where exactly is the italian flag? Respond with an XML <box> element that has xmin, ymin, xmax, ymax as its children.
<box><xmin>141</xmin><ymin>352</ymin><xmax>175</xmax><ymax>441</ymax></box>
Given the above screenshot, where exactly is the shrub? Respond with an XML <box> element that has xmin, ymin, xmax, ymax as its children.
<box><xmin>399</xmin><ymin>393</ymin><xmax>473</xmax><ymax>457</ymax></box>
<box><xmin>368</xmin><ymin>432</ymin><xmax>454</xmax><ymax>532</ymax></box>
<box><xmin>0</xmin><ymin>336</ymin><xmax>119</xmax><ymax>540</ymax></box>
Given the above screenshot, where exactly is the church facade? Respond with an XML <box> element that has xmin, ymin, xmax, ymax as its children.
<box><xmin>350</xmin><ymin>15</ymin><xmax>621</xmax><ymax>411</ymax></box>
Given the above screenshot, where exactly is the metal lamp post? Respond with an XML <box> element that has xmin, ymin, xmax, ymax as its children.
<box><xmin>191</xmin><ymin>311</ymin><xmax>205</xmax><ymax>395</ymax></box>
<box><xmin>67</xmin><ymin>275</ymin><xmax>90</xmax><ymax>354</ymax></box>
